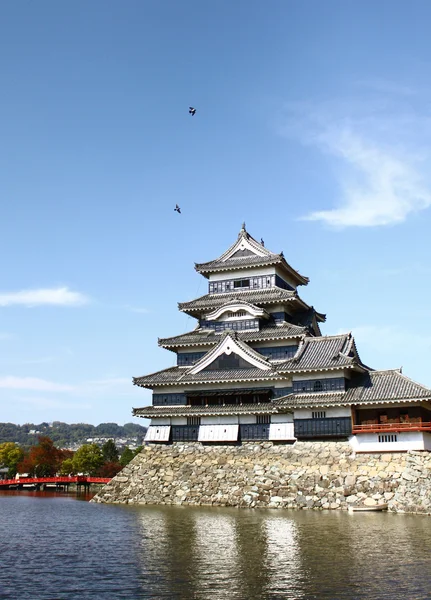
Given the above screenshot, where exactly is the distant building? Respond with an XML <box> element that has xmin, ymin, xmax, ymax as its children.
<box><xmin>133</xmin><ymin>225</ymin><xmax>431</xmax><ymax>452</ymax></box>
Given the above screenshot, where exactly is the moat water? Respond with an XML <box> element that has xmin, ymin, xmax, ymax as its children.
<box><xmin>1</xmin><ymin>491</ymin><xmax>431</xmax><ymax>600</ymax></box>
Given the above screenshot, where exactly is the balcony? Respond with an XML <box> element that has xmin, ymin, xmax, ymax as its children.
<box><xmin>353</xmin><ymin>422</ymin><xmax>431</xmax><ymax>434</ymax></box>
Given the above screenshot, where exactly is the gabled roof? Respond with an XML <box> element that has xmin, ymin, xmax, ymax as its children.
<box><xmin>205</xmin><ymin>300</ymin><xmax>269</xmax><ymax>321</ymax></box>
<box><xmin>159</xmin><ymin>322</ymin><xmax>307</xmax><ymax>350</ymax></box>
<box><xmin>133</xmin><ymin>365</ymin><xmax>285</xmax><ymax>387</ymax></box>
<box><xmin>277</xmin><ymin>333</ymin><xmax>363</xmax><ymax>373</ymax></box>
<box><xmin>189</xmin><ymin>330</ymin><xmax>271</xmax><ymax>374</ymax></box>
<box><xmin>194</xmin><ymin>224</ymin><xmax>309</xmax><ymax>286</ymax></box>
<box><xmin>133</xmin><ymin>334</ymin><xmax>365</xmax><ymax>388</ymax></box>
<box><xmin>275</xmin><ymin>369</ymin><xmax>431</xmax><ymax>408</ymax></box>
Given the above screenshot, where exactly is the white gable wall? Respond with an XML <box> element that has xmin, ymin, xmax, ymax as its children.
<box><xmin>294</xmin><ymin>407</ymin><xmax>351</xmax><ymax>419</ymax></box>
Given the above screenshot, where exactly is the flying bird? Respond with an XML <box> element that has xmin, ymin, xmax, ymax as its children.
<box><xmin>174</xmin><ymin>204</ymin><xmax>181</xmax><ymax>214</ymax></box>
<box><xmin>189</xmin><ymin>107</ymin><xmax>196</xmax><ymax>116</ymax></box>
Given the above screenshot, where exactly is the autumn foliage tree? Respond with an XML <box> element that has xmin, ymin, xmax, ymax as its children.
<box><xmin>17</xmin><ymin>436</ymin><xmax>65</xmax><ymax>476</ymax></box>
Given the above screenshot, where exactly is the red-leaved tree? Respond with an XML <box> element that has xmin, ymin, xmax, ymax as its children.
<box><xmin>18</xmin><ymin>436</ymin><xmax>65</xmax><ymax>477</ymax></box>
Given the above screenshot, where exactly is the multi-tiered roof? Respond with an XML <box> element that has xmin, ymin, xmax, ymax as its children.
<box><xmin>133</xmin><ymin>225</ymin><xmax>431</xmax><ymax>444</ymax></box>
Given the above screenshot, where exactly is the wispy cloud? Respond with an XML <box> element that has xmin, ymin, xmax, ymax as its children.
<box><xmin>281</xmin><ymin>87</ymin><xmax>431</xmax><ymax>227</ymax></box>
<box><xmin>0</xmin><ymin>375</ymin><xmax>135</xmax><ymax>395</ymax></box>
<box><xmin>124</xmin><ymin>305</ymin><xmax>150</xmax><ymax>314</ymax></box>
<box><xmin>0</xmin><ymin>376</ymin><xmax>74</xmax><ymax>392</ymax></box>
<box><xmin>20</xmin><ymin>396</ymin><xmax>92</xmax><ymax>410</ymax></box>
<box><xmin>0</xmin><ymin>287</ymin><xmax>89</xmax><ymax>307</ymax></box>
<box><xmin>304</xmin><ymin>128</ymin><xmax>431</xmax><ymax>227</ymax></box>
<box><xmin>0</xmin><ymin>332</ymin><xmax>13</xmax><ymax>340</ymax></box>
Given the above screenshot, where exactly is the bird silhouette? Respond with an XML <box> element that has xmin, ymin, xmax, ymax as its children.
<box><xmin>189</xmin><ymin>107</ymin><xmax>196</xmax><ymax>116</ymax></box>
<box><xmin>174</xmin><ymin>204</ymin><xmax>181</xmax><ymax>214</ymax></box>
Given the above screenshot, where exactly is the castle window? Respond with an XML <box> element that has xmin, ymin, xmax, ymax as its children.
<box><xmin>293</xmin><ymin>378</ymin><xmax>345</xmax><ymax>394</ymax></box>
<box><xmin>234</xmin><ymin>279</ymin><xmax>250</xmax><ymax>289</ymax></box>
<box><xmin>256</xmin><ymin>414</ymin><xmax>270</xmax><ymax>424</ymax></box>
<box><xmin>226</xmin><ymin>310</ymin><xmax>247</xmax><ymax>319</ymax></box>
<box><xmin>187</xmin><ymin>417</ymin><xmax>201</xmax><ymax>426</ymax></box>
<box><xmin>378</xmin><ymin>434</ymin><xmax>397</xmax><ymax>443</ymax></box>
<box><xmin>312</xmin><ymin>411</ymin><xmax>326</xmax><ymax>419</ymax></box>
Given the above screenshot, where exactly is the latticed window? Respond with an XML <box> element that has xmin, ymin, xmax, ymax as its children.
<box><xmin>256</xmin><ymin>345</ymin><xmax>298</xmax><ymax>360</ymax></box>
<box><xmin>293</xmin><ymin>378</ymin><xmax>345</xmax><ymax>394</ymax></box>
<box><xmin>312</xmin><ymin>411</ymin><xmax>326</xmax><ymax>419</ymax></box>
<box><xmin>256</xmin><ymin>414</ymin><xmax>270</xmax><ymax>424</ymax></box>
<box><xmin>187</xmin><ymin>417</ymin><xmax>201</xmax><ymax>426</ymax></box>
<box><xmin>209</xmin><ymin>275</ymin><xmax>277</xmax><ymax>294</ymax></box>
<box><xmin>226</xmin><ymin>310</ymin><xmax>247</xmax><ymax>318</ymax></box>
<box><xmin>378</xmin><ymin>434</ymin><xmax>397</xmax><ymax>443</ymax></box>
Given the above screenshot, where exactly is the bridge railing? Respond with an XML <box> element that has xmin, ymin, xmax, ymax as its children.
<box><xmin>0</xmin><ymin>476</ymin><xmax>111</xmax><ymax>486</ymax></box>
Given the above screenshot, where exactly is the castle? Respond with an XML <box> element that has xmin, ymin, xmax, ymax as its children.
<box><xmin>133</xmin><ymin>224</ymin><xmax>431</xmax><ymax>452</ymax></box>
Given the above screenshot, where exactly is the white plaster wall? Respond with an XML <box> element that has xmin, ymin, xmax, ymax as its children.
<box><xmin>293</xmin><ymin>371</ymin><xmax>345</xmax><ymax>381</ymax></box>
<box><xmin>350</xmin><ymin>432</ymin><xmax>429</xmax><ymax>452</ymax></box>
<box><xmin>271</xmin><ymin>414</ymin><xmax>293</xmax><ymax>423</ymax></box>
<box><xmin>274</xmin><ymin>381</ymin><xmax>292</xmax><ymax>389</ymax></box>
<box><xmin>177</xmin><ymin>345</ymin><xmax>214</xmax><ymax>353</ymax></box>
<box><xmin>150</xmin><ymin>417</ymin><xmax>171</xmax><ymax>426</ymax></box>
<box><xmin>294</xmin><ymin>407</ymin><xmax>351</xmax><ymax>419</ymax></box>
<box><xmin>238</xmin><ymin>415</ymin><xmax>256</xmax><ymax>424</ymax></box>
<box><xmin>171</xmin><ymin>417</ymin><xmax>187</xmax><ymax>425</ymax></box>
<box><xmin>251</xmin><ymin>340</ymin><xmax>299</xmax><ymax>349</ymax></box>
<box><xmin>209</xmin><ymin>267</ymin><xmax>276</xmax><ymax>282</ymax></box>
<box><xmin>201</xmin><ymin>415</ymin><xmax>239</xmax><ymax>425</ymax></box>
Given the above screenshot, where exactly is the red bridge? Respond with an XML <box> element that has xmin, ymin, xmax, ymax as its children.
<box><xmin>0</xmin><ymin>476</ymin><xmax>110</xmax><ymax>489</ymax></box>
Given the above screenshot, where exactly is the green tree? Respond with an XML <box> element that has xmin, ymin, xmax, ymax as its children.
<box><xmin>119</xmin><ymin>447</ymin><xmax>134</xmax><ymax>467</ymax></box>
<box><xmin>102</xmin><ymin>439</ymin><xmax>119</xmax><ymax>463</ymax></box>
<box><xmin>59</xmin><ymin>457</ymin><xmax>75</xmax><ymax>475</ymax></box>
<box><xmin>72</xmin><ymin>444</ymin><xmax>103</xmax><ymax>475</ymax></box>
<box><xmin>0</xmin><ymin>442</ymin><xmax>25</xmax><ymax>477</ymax></box>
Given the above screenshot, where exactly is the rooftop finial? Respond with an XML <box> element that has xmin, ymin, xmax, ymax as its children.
<box><xmin>241</xmin><ymin>221</ymin><xmax>246</xmax><ymax>231</ymax></box>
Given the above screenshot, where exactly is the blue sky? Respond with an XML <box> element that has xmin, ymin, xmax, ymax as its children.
<box><xmin>2</xmin><ymin>0</ymin><xmax>431</xmax><ymax>425</ymax></box>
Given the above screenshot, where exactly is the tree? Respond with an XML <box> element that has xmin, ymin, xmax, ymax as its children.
<box><xmin>17</xmin><ymin>436</ymin><xmax>63</xmax><ymax>476</ymax></box>
<box><xmin>72</xmin><ymin>444</ymin><xmax>103</xmax><ymax>475</ymax></box>
<box><xmin>97</xmin><ymin>461</ymin><xmax>122</xmax><ymax>478</ymax></box>
<box><xmin>59</xmin><ymin>458</ymin><xmax>75</xmax><ymax>475</ymax></box>
<box><xmin>102</xmin><ymin>439</ymin><xmax>119</xmax><ymax>463</ymax></box>
<box><xmin>0</xmin><ymin>442</ymin><xmax>24</xmax><ymax>477</ymax></box>
<box><xmin>119</xmin><ymin>447</ymin><xmax>134</xmax><ymax>467</ymax></box>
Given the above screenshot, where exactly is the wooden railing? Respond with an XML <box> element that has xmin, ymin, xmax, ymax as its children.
<box><xmin>0</xmin><ymin>476</ymin><xmax>110</xmax><ymax>487</ymax></box>
<box><xmin>353</xmin><ymin>422</ymin><xmax>431</xmax><ymax>433</ymax></box>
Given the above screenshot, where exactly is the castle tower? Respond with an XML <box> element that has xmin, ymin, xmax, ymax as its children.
<box><xmin>133</xmin><ymin>226</ymin><xmax>431</xmax><ymax>452</ymax></box>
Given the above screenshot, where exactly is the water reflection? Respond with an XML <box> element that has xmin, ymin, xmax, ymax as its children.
<box><xmin>136</xmin><ymin>506</ymin><xmax>431</xmax><ymax>600</ymax></box>
<box><xmin>137</xmin><ymin>508</ymin><xmax>303</xmax><ymax>599</ymax></box>
<box><xmin>2</xmin><ymin>494</ymin><xmax>431</xmax><ymax>600</ymax></box>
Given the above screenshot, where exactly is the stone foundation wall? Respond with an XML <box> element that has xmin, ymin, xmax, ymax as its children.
<box><xmin>92</xmin><ymin>442</ymin><xmax>431</xmax><ymax>514</ymax></box>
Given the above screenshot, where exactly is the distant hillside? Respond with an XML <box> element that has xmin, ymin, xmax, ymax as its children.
<box><xmin>0</xmin><ymin>421</ymin><xmax>147</xmax><ymax>449</ymax></box>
